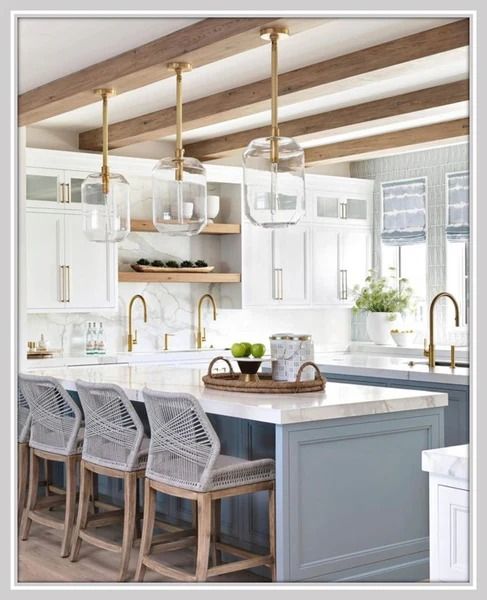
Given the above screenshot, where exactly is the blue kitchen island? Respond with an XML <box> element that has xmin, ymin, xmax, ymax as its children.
<box><xmin>30</xmin><ymin>363</ymin><xmax>447</xmax><ymax>583</ymax></box>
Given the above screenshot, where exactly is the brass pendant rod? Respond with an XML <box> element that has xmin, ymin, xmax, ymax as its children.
<box><xmin>270</xmin><ymin>32</ymin><xmax>279</xmax><ymax>139</ymax></box>
<box><xmin>175</xmin><ymin>66</ymin><xmax>184</xmax><ymax>181</ymax></box>
<box><xmin>101</xmin><ymin>91</ymin><xmax>110</xmax><ymax>193</ymax></box>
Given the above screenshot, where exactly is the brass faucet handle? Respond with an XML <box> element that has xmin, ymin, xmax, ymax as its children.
<box><xmin>163</xmin><ymin>333</ymin><xmax>175</xmax><ymax>351</ymax></box>
<box><xmin>133</xmin><ymin>329</ymin><xmax>138</xmax><ymax>345</ymax></box>
<box><xmin>423</xmin><ymin>338</ymin><xmax>430</xmax><ymax>357</ymax></box>
<box><xmin>202</xmin><ymin>327</ymin><xmax>207</xmax><ymax>343</ymax></box>
<box><xmin>450</xmin><ymin>345</ymin><xmax>456</xmax><ymax>369</ymax></box>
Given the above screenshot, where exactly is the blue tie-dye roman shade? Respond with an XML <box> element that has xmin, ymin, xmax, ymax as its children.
<box><xmin>381</xmin><ymin>178</ymin><xmax>427</xmax><ymax>246</ymax></box>
<box><xmin>446</xmin><ymin>172</ymin><xmax>469</xmax><ymax>242</ymax></box>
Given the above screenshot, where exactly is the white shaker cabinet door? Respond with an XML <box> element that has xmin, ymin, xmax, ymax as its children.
<box><xmin>311</xmin><ymin>226</ymin><xmax>339</xmax><ymax>305</ymax></box>
<box><xmin>338</xmin><ymin>230</ymin><xmax>371</xmax><ymax>303</ymax></box>
<box><xmin>272</xmin><ymin>225</ymin><xmax>310</xmax><ymax>305</ymax></box>
<box><xmin>437</xmin><ymin>485</ymin><xmax>469</xmax><ymax>582</ymax></box>
<box><xmin>26</xmin><ymin>210</ymin><xmax>65</xmax><ymax>310</ymax></box>
<box><xmin>64</xmin><ymin>213</ymin><xmax>117</xmax><ymax>310</ymax></box>
<box><xmin>242</xmin><ymin>223</ymin><xmax>274</xmax><ymax>307</ymax></box>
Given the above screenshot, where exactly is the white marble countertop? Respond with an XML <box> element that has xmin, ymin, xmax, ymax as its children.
<box><xmin>308</xmin><ymin>352</ymin><xmax>469</xmax><ymax>386</ymax></box>
<box><xmin>422</xmin><ymin>444</ymin><xmax>469</xmax><ymax>481</ymax></box>
<box><xmin>25</xmin><ymin>363</ymin><xmax>447</xmax><ymax>425</ymax></box>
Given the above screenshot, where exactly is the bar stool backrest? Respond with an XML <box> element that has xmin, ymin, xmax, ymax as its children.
<box><xmin>142</xmin><ymin>388</ymin><xmax>220</xmax><ymax>492</ymax></box>
<box><xmin>18</xmin><ymin>373</ymin><xmax>82</xmax><ymax>455</ymax></box>
<box><xmin>18</xmin><ymin>386</ymin><xmax>31</xmax><ymax>444</ymax></box>
<box><xmin>76</xmin><ymin>380</ymin><xmax>145</xmax><ymax>471</ymax></box>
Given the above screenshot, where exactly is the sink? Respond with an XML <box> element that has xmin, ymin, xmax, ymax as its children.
<box><xmin>406</xmin><ymin>359</ymin><xmax>469</xmax><ymax>369</ymax></box>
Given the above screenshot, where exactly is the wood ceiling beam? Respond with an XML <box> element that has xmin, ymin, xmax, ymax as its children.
<box><xmin>303</xmin><ymin>118</ymin><xmax>469</xmax><ymax>163</ymax></box>
<box><xmin>19</xmin><ymin>17</ymin><xmax>320</xmax><ymax>126</ymax></box>
<box><xmin>185</xmin><ymin>80</ymin><xmax>469</xmax><ymax>159</ymax></box>
<box><xmin>78</xmin><ymin>19</ymin><xmax>469</xmax><ymax>152</ymax></box>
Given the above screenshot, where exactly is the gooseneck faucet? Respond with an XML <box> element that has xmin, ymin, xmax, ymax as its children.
<box><xmin>127</xmin><ymin>294</ymin><xmax>148</xmax><ymax>352</ymax></box>
<box><xmin>196</xmin><ymin>294</ymin><xmax>217</xmax><ymax>349</ymax></box>
<box><xmin>424</xmin><ymin>292</ymin><xmax>460</xmax><ymax>368</ymax></box>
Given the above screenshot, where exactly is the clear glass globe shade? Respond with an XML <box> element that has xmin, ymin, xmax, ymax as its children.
<box><xmin>81</xmin><ymin>172</ymin><xmax>131</xmax><ymax>242</ymax></box>
<box><xmin>243</xmin><ymin>136</ymin><xmax>306</xmax><ymax>228</ymax></box>
<box><xmin>152</xmin><ymin>156</ymin><xmax>207</xmax><ymax>236</ymax></box>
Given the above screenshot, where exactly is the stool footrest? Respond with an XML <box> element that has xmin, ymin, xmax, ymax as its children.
<box><xmin>86</xmin><ymin>509</ymin><xmax>124</xmax><ymax>528</ymax></box>
<box><xmin>208</xmin><ymin>553</ymin><xmax>273</xmax><ymax>578</ymax></box>
<box><xmin>34</xmin><ymin>494</ymin><xmax>66</xmax><ymax>511</ymax></box>
<box><xmin>28</xmin><ymin>509</ymin><xmax>64</xmax><ymax>530</ymax></box>
<box><xmin>141</xmin><ymin>556</ymin><xmax>197</xmax><ymax>582</ymax></box>
<box><xmin>79</xmin><ymin>530</ymin><xmax>122</xmax><ymax>553</ymax></box>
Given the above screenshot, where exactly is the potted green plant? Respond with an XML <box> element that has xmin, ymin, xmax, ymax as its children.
<box><xmin>352</xmin><ymin>269</ymin><xmax>413</xmax><ymax>345</ymax></box>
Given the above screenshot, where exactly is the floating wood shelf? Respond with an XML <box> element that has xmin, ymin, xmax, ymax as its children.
<box><xmin>119</xmin><ymin>271</ymin><xmax>241</xmax><ymax>284</ymax></box>
<box><xmin>131</xmin><ymin>220</ymin><xmax>241</xmax><ymax>235</ymax></box>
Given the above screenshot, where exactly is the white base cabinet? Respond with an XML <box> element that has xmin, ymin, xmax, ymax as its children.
<box><xmin>422</xmin><ymin>445</ymin><xmax>469</xmax><ymax>583</ymax></box>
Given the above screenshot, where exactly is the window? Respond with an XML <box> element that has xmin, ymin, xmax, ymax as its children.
<box><xmin>380</xmin><ymin>178</ymin><xmax>427</xmax><ymax>322</ymax></box>
<box><xmin>446</xmin><ymin>172</ymin><xmax>469</xmax><ymax>325</ymax></box>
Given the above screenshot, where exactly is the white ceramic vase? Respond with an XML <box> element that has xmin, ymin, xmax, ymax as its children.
<box><xmin>366</xmin><ymin>312</ymin><xmax>401</xmax><ymax>345</ymax></box>
<box><xmin>207</xmin><ymin>195</ymin><xmax>220</xmax><ymax>223</ymax></box>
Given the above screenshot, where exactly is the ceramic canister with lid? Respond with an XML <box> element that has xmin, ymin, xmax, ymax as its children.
<box><xmin>269</xmin><ymin>333</ymin><xmax>315</xmax><ymax>382</ymax></box>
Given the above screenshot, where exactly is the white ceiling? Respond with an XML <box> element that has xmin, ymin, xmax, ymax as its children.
<box><xmin>17</xmin><ymin>17</ymin><xmax>201</xmax><ymax>93</ymax></box>
<box><xmin>18</xmin><ymin>16</ymin><xmax>468</xmax><ymax>161</ymax></box>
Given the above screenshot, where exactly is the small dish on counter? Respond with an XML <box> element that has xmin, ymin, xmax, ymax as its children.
<box><xmin>390</xmin><ymin>329</ymin><xmax>415</xmax><ymax>347</ymax></box>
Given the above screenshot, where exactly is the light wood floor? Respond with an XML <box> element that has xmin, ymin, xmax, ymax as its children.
<box><xmin>18</xmin><ymin>518</ymin><xmax>269</xmax><ymax>584</ymax></box>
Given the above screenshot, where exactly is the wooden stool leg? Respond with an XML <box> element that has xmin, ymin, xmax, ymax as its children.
<box><xmin>89</xmin><ymin>471</ymin><xmax>98</xmax><ymax>515</ymax></box>
<box><xmin>20</xmin><ymin>448</ymin><xmax>39</xmax><ymax>540</ymax></box>
<box><xmin>118</xmin><ymin>471</ymin><xmax>137</xmax><ymax>582</ymax></box>
<box><xmin>268</xmin><ymin>483</ymin><xmax>276</xmax><ymax>582</ymax></box>
<box><xmin>60</xmin><ymin>455</ymin><xmax>78</xmax><ymax>558</ymax></box>
<box><xmin>43</xmin><ymin>459</ymin><xmax>50</xmax><ymax>497</ymax></box>
<box><xmin>135</xmin><ymin>479</ymin><xmax>156</xmax><ymax>582</ymax></box>
<box><xmin>70</xmin><ymin>462</ymin><xmax>92</xmax><ymax>562</ymax></box>
<box><xmin>18</xmin><ymin>443</ymin><xmax>29</xmax><ymax>525</ymax></box>
<box><xmin>211</xmin><ymin>498</ymin><xmax>221</xmax><ymax>566</ymax></box>
<box><xmin>195</xmin><ymin>493</ymin><xmax>212</xmax><ymax>582</ymax></box>
<box><xmin>135</xmin><ymin>477</ymin><xmax>142</xmax><ymax>539</ymax></box>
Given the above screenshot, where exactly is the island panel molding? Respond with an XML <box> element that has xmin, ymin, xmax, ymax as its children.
<box><xmin>78</xmin><ymin>19</ymin><xmax>469</xmax><ymax>151</ymax></box>
<box><xmin>19</xmin><ymin>17</ymin><xmax>321</xmax><ymax>126</ymax></box>
<box><xmin>303</xmin><ymin>118</ymin><xmax>469</xmax><ymax>164</ymax></box>
<box><xmin>186</xmin><ymin>80</ymin><xmax>469</xmax><ymax>159</ymax></box>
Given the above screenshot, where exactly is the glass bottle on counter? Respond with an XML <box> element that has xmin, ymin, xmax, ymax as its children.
<box><xmin>85</xmin><ymin>322</ymin><xmax>96</xmax><ymax>355</ymax></box>
<box><xmin>96</xmin><ymin>322</ymin><xmax>106</xmax><ymax>355</ymax></box>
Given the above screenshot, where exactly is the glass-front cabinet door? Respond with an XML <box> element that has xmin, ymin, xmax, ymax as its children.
<box><xmin>26</xmin><ymin>167</ymin><xmax>65</xmax><ymax>209</ymax></box>
<box><xmin>64</xmin><ymin>170</ymin><xmax>92</xmax><ymax>207</ymax></box>
<box><xmin>313</xmin><ymin>192</ymin><xmax>368</xmax><ymax>224</ymax></box>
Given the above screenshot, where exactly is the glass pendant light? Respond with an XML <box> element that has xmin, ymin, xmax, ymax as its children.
<box><xmin>81</xmin><ymin>89</ymin><xmax>130</xmax><ymax>242</ymax></box>
<box><xmin>243</xmin><ymin>28</ymin><xmax>305</xmax><ymax>228</ymax></box>
<box><xmin>152</xmin><ymin>63</ymin><xmax>207</xmax><ymax>236</ymax></box>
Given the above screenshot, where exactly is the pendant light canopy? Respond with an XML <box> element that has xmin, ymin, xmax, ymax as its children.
<box><xmin>243</xmin><ymin>28</ymin><xmax>305</xmax><ymax>228</ymax></box>
<box><xmin>152</xmin><ymin>63</ymin><xmax>207</xmax><ymax>236</ymax></box>
<box><xmin>81</xmin><ymin>89</ymin><xmax>131</xmax><ymax>243</ymax></box>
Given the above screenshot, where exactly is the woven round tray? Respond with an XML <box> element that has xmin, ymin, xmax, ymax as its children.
<box><xmin>202</xmin><ymin>357</ymin><xmax>326</xmax><ymax>393</ymax></box>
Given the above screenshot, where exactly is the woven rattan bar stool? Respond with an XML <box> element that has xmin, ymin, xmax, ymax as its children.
<box><xmin>19</xmin><ymin>374</ymin><xmax>83</xmax><ymax>557</ymax></box>
<box><xmin>17</xmin><ymin>387</ymin><xmax>32</xmax><ymax>524</ymax></box>
<box><xmin>135</xmin><ymin>389</ymin><xmax>276</xmax><ymax>583</ymax></box>
<box><xmin>70</xmin><ymin>380</ymin><xmax>150</xmax><ymax>582</ymax></box>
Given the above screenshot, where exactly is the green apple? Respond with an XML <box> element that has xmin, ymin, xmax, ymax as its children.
<box><xmin>251</xmin><ymin>343</ymin><xmax>266</xmax><ymax>359</ymax></box>
<box><xmin>240</xmin><ymin>342</ymin><xmax>252</xmax><ymax>357</ymax></box>
<box><xmin>231</xmin><ymin>343</ymin><xmax>247</xmax><ymax>358</ymax></box>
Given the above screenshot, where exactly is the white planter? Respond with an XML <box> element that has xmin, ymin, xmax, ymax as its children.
<box><xmin>366</xmin><ymin>312</ymin><xmax>401</xmax><ymax>345</ymax></box>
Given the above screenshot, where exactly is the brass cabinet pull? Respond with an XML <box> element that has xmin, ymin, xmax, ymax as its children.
<box><xmin>340</xmin><ymin>202</ymin><xmax>347</xmax><ymax>219</ymax></box>
<box><xmin>59</xmin><ymin>266</ymin><xmax>65</xmax><ymax>302</ymax></box>
<box><xmin>339</xmin><ymin>269</ymin><xmax>348</xmax><ymax>300</ymax></box>
<box><xmin>273</xmin><ymin>268</ymin><xmax>283</xmax><ymax>300</ymax></box>
<box><xmin>65</xmin><ymin>265</ymin><xmax>71</xmax><ymax>302</ymax></box>
<box><xmin>65</xmin><ymin>183</ymin><xmax>71</xmax><ymax>204</ymax></box>
<box><xmin>59</xmin><ymin>183</ymin><xmax>65</xmax><ymax>204</ymax></box>
<box><xmin>279</xmin><ymin>269</ymin><xmax>284</xmax><ymax>300</ymax></box>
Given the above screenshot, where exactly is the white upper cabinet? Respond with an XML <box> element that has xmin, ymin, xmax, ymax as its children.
<box><xmin>26</xmin><ymin>167</ymin><xmax>65</xmax><ymax>209</ymax></box>
<box><xmin>338</xmin><ymin>229</ymin><xmax>370</xmax><ymax>304</ymax></box>
<box><xmin>311</xmin><ymin>226</ymin><xmax>339</xmax><ymax>306</ymax></box>
<box><xmin>26</xmin><ymin>210</ymin><xmax>64</xmax><ymax>310</ymax></box>
<box><xmin>306</xmin><ymin>175</ymin><xmax>374</xmax><ymax>226</ymax></box>
<box><xmin>242</xmin><ymin>224</ymin><xmax>310</xmax><ymax>307</ymax></box>
<box><xmin>64</xmin><ymin>212</ymin><xmax>116</xmax><ymax>310</ymax></box>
